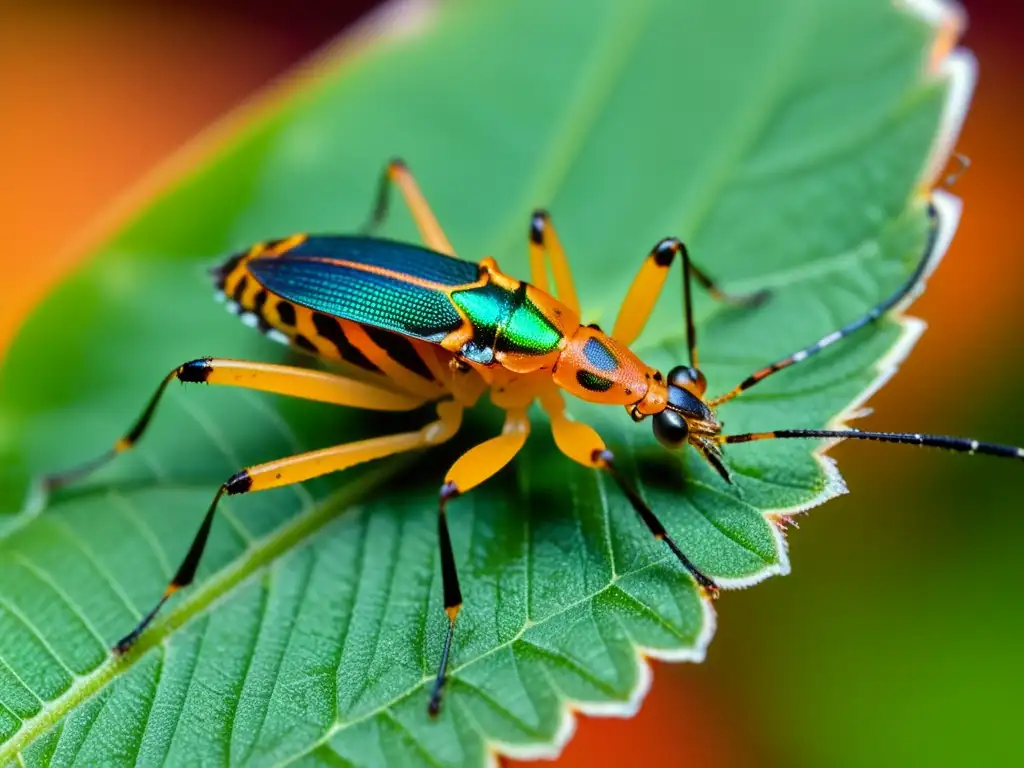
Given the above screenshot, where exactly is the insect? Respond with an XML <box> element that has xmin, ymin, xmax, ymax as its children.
<box><xmin>45</xmin><ymin>159</ymin><xmax>1023</xmax><ymax>716</ymax></box>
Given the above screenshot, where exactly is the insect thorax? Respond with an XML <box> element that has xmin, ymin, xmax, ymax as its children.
<box><xmin>552</xmin><ymin>325</ymin><xmax>657</xmax><ymax>407</ymax></box>
<box><xmin>445</xmin><ymin>278</ymin><xmax>570</xmax><ymax>374</ymax></box>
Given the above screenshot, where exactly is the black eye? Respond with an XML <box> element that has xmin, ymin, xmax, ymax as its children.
<box><xmin>667</xmin><ymin>365</ymin><xmax>707</xmax><ymax>395</ymax></box>
<box><xmin>654</xmin><ymin>410</ymin><xmax>689</xmax><ymax>448</ymax></box>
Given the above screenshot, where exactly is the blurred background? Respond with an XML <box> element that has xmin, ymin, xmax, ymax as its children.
<box><xmin>1</xmin><ymin>1</ymin><xmax>1020</xmax><ymax>765</ymax></box>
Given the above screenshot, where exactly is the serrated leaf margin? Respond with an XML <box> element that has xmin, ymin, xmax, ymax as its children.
<box><xmin>0</xmin><ymin>0</ymin><xmax>976</xmax><ymax>763</ymax></box>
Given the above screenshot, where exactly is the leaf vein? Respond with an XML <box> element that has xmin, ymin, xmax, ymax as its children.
<box><xmin>279</xmin><ymin>554</ymin><xmax>691</xmax><ymax>766</ymax></box>
<box><xmin>223</xmin><ymin>574</ymin><xmax>269</xmax><ymax>766</ymax></box>
<box><xmin>108</xmin><ymin>491</ymin><xmax>173</xmax><ymax>579</ymax></box>
<box><xmin>489</xmin><ymin>0</ymin><xmax>654</xmax><ymax>261</ymax></box>
<box><xmin>44</xmin><ymin>518</ymin><xmax>141</xmax><ymax>619</ymax></box>
<box><xmin>0</xmin><ymin>594</ymin><xmax>78</xmax><ymax>682</ymax></box>
<box><xmin>381</xmin><ymin>710</ymin><xmax>444</xmax><ymax>768</ymax></box>
<box><xmin>131</xmin><ymin>647</ymin><xmax>164</xmax><ymax>768</ymax></box>
<box><xmin>8</xmin><ymin>553</ymin><xmax>107</xmax><ymax>649</ymax></box>
<box><xmin>162</xmin><ymin>614</ymin><xmax>214</xmax><ymax>764</ymax></box>
<box><xmin>0</xmin><ymin>657</ymin><xmax>40</xmax><ymax>712</ymax></box>
<box><xmin>346</xmin><ymin>508</ymin><xmax>406</xmax><ymax>712</ymax></box>
<box><xmin>245</xmin><ymin>551</ymin><xmax>317</xmax><ymax>763</ymax></box>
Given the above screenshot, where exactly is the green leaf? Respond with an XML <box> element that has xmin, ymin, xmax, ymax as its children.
<box><xmin>0</xmin><ymin>0</ymin><xmax>969</xmax><ymax>764</ymax></box>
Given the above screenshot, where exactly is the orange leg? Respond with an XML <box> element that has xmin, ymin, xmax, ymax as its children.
<box><xmin>361</xmin><ymin>159</ymin><xmax>456</xmax><ymax>256</ymax></box>
<box><xmin>611</xmin><ymin>238</ymin><xmax>767</xmax><ymax>366</ymax></box>
<box><xmin>538</xmin><ymin>389</ymin><xmax>718</xmax><ymax>595</ymax></box>
<box><xmin>112</xmin><ymin>400</ymin><xmax>464</xmax><ymax>653</ymax></box>
<box><xmin>528</xmin><ymin>210</ymin><xmax>581</xmax><ymax>315</ymax></box>
<box><xmin>42</xmin><ymin>358</ymin><xmax>430</xmax><ymax>491</ymax></box>
<box><xmin>428</xmin><ymin>407</ymin><xmax>531</xmax><ymax>716</ymax></box>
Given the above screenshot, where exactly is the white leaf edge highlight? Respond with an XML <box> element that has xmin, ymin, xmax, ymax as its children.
<box><xmin>488</xmin><ymin>0</ymin><xmax>976</xmax><ymax>763</ymax></box>
<box><xmin>2</xmin><ymin>0</ymin><xmax>976</xmax><ymax>764</ymax></box>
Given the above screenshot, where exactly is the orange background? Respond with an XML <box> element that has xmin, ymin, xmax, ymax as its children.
<box><xmin>1</xmin><ymin>1</ymin><xmax>1021</xmax><ymax>765</ymax></box>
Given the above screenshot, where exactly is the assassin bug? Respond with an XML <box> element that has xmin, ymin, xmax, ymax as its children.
<box><xmin>45</xmin><ymin>159</ymin><xmax>1023</xmax><ymax>716</ymax></box>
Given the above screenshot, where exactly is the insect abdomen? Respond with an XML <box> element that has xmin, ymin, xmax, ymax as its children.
<box><xmin>213</xmin><ymin>240</ymin><xmax>306</xmax><ymax>350</ymax></box>
<box><xmin>211</xmin><ymin>235</ymin><xmax>445</xmax><ymax>389</ymax></box>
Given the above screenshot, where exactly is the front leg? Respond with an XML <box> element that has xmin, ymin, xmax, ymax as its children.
<box><xmin>538</xmin><ymin>388</ymin><xmax>718</xmax><ymax>596</ymax></box>
<box><xmin>428</xmin><ymin>406</ymin><xmax>531</xmax><ymax>716</ymax></box>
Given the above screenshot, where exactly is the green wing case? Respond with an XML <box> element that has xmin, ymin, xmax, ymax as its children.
<box><xmin>247</xmin><ymin>236</ymin><xmax>478</xmax><ymax>341</ymax></box>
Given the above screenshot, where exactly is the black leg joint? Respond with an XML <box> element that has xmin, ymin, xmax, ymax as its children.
<box><xmin>529</xmin><ymin>210</ymin><xmax>547</xmax><ymax>245</ymax></box>
<box><xmin>653</xmin><ymin>238</ymin><xmax>681</xmax><ymax>267</ymax></box>
<box><xmin>225</xmin><ymin>470</ymin><xmax>253</xmax><ymax>495</ymax></box>
<box><xmin>440</xmin><ymin>481</ymin><xmax>460</xmax><ymax>502</ymax></box>
<box><xmin>178</xmin><ymin>358</ymin><xmax>214</xmax><ymax>384</ymax></box>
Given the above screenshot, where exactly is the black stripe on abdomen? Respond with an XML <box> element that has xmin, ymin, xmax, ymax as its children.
<box><xmin>311</xmin><ymin>312</ymin><xmax>381</xmax><ymax>373</ymax></box>
<box><xmin>361</xmin><ymin>325</ymin><xmax>435</xmax><ymax>382</ymax></box>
